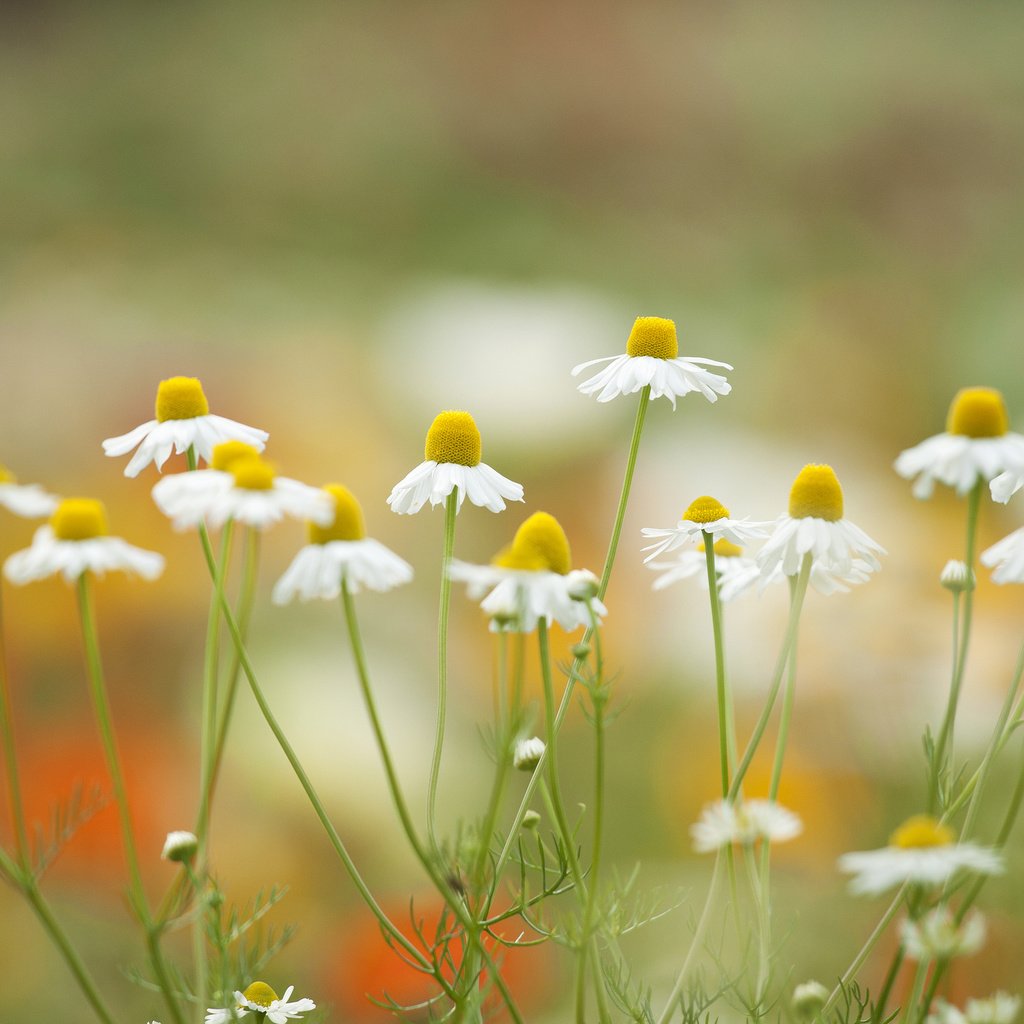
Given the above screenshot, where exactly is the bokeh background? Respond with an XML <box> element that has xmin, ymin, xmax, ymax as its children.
<box><xmin>2</xmin><ymin>1</ymin><xmax>1024</xmax><ymax>1019</ymax></box>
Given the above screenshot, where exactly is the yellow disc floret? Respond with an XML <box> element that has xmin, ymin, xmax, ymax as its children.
<box><xmin>684</xmin><ymin>495</ymin><xmax>730</xmax><ymax>524</ymax></box>
<box><xmin>788</xmin><ymin>464</ymin><xmax>844</xmax><ymax>521</ymax></box>
<box><xmin>625</xmin><ymin>316</ymin><xmax>679</xmax><ymax>360</ymax></box>
<box><xmin>946</xmin><ymin>386</ymin><xmax>1009</xmax><ymax>438</ymax></box>
<box><xmin>494</xmin><ymin>511</ymin><xmax>572</xmax><ymax>575</ymax></box>
<box><xmin>424</xmin><ymin>411</ymin><xmax>482</xmax><ymax>467</ymax></box>
<box><xmin>211</xmin><ymin>441</ymin><xmax>260</xmax><ymax>472</ymax></box>
<box><xmin>230</xmin><ymin>456</ymin><xmax>276</xmax><ymax>491</ymax></box>
<box><xmin>889</xmin><ymin>814</ymin><xmax>955</xmax><ymax>849</ymax></box>
<box><xmin>155</xmin><ymin>376</ymin><xmax>210</xmax><ymax>422</ymax></box>
<box><xmin>51</xmin><ymin>498</ymin><xmax>109</xmax><ymax>541</ymax></box>
<box><xmin>310</xmin><ymin>484</ymin><xmax>366</xmax><ymax>544</ymax></box>
<box><xmin>0</xmin><ymin>464</ymin><xmax>15</xmax><ymax>484</ymax></box>
<box><xmin>241</xmin><ymin>980</ymin><xmax>278</xmax><ymax>1007</ymax></box>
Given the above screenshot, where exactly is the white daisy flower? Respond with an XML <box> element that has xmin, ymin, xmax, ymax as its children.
<box><xmin>513</xmin><ymin>736</ymin><xmax>546</xmax><ymax>771</ymax></box>
<box><xmin>941</xmin><ymin>559</ymin><xmax>975</xmax><ymax>592</ymax></box>
<box><xmin>690</xmin><ymin>798</ymin><xmax>802</xmax><ymax>853</ymax></box>
<box><xmin>894</xmin><ymin>387</ymin><xmax>1024</xmax><ymax>500</ymax></box>
<box><xmin>153</xmin><ymin>446</ymin><xmax>333</xmax><ymax>532</ymax></box>
<box><xmin>838</xmin><ymin>814</ymin><xmax>1003</xmax><ymax>897</ymax></box>
<box><xmin>160</xmin><ymin>830</ymin><xmax>198</xmax><ymax>863</ymax></box>
<box><xmin>572</xmin><ymin>315</ymin><xmax>732</xmax><ymax>408</ymax></box>
<box><xmin>204</xmin><ymin>1006</ymin><xmax>247</xmax><ymax>1024</ymax></box>
<box><xmin>929</xmin><ymin>994</ymin><xmax>1021</xmax><ymax>1024</ymax></box>
<box><xmin>4</xmin><ymin>498</ymin><xmax>164</xmax><ymax>585</ymax></box>
<box><xmin>901</xmin><ymin>906</ymin><xmax>985</xmax><ymax>962</ymax></box>
<box><xmin>238</xmin><ymin>981</ymin><xmax>315</xmax><ymax>1023</ymax></box>
<box><xmin>450</xmin><ymin>512</ymin><xmax>606</xmax><ymax>633</ymax></box>
<box><xmin>981</xmin><ymin>528</ymin><xmax>1024</xmax><ymax>585</ymax></box>
<box><xmin>0</xmin><ymin>464</ymin><xmax>59</xmax><ymax>518</ymax></box>
<box><xmin>387</xmin><ymin>410</ymin><xmax>523</xmax><ymax>515</ymax></box>
<box><xmin>272</xmin><ymin>484</ymin><xmax>413</xmax><ymax>602</ymax></box>
<box><xmin>757</xmin><ymin>464</ymin><xmax>884</xmax><ymax>580</ymax></box>
<box><xmin>103</xmin><ymin>376</ymin><xmax>268</xmax><ymax>478</ymax></box>
<box><xmin>641</xmin><ymin>495</ymin><xmax>767</xmax><ymax>563</ymax></box>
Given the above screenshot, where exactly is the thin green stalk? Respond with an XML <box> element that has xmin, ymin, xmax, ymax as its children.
<box><xmin>902</xmin><ymin>958</ymin><xmax>929</xmax><ymax>1024</ymax></box>
<box><xmin>0</xmin><ymin>584</ymin><xmax>30</xmax><ymax>867</ymax></box>
<box><xmin>743</xmin><ymin>845</ymin><xmax>770</xmax><ymax>1005</ymax></box>
<box><xmin>871</xmin><ymin>947</ymin><xmax>906</xmax><ymax>1024</ymax></box>
<box><xmin>703</xmin><ymin>539</ymin><xmax>732</xmax><ymax>795</ymax></box>
<box><xmin>769</xmin><ymin>576</ymin><xmax>802</xmax><ymax>801</ymax></box>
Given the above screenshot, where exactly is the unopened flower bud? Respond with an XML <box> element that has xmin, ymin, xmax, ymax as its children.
<box><xmin>513</xmin><ymin>736</ymin><xmax>546</xmax><ymax>771</ymax></box>
<box><xmin>941</xmin><ymin>560</ymin><xmax>975</xmax><ymax>593</ymax></box>
<box><xmin>793</xmin><ymin>980</ymin><xmax>829</xmax><ymax>1020</ymax></box>
<box><xmin>161</xmin><ymin>830</ymin><xmax>198</xmax><ymax>863</ymax></box>
<box><xmin>572</xmin><ymin>642</ymin><xmax>591</xmax><ymax>660</ymax></box>
<box><xmin>566</xmin><ymin>569</ymin><xmax>600</xmax><ymax>602</ymax></box>
<box><xmin>522</xmin><ymin>810</ymin><xmax>541</xmax><ymax>830</ymax></box>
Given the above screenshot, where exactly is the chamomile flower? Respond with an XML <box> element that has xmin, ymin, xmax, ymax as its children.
<box><xmin>641</xmin><ymin>495</ymin><xmax>767</xmax><ymax>562</ymax></box>
<box><xmin>387</xmin><ymin>410</ymin><xmax>524</xmax><ymax>515</ymax></box>
<box><xmin>894</xmin><ymin>387</ymin><xmax>1024</xmax><ymax>499</ymax></box>
<box><xmin>4</xmin><ymin>498</ymin><xmax>164</xmax><ymax>585</ymax></box>
<box><xmin>647</xmin><ymin>539</ymin><xmax>761</xmax><ymax>600</ymax></box>
<box><xmin>206</xmin><ymin>981</ymin><xmax>316</xmax><ymax>1024</ymax></box>
<box><xmin>838</xmin><ymin>814</ymin><xmax>1003</xmax><ymax>897</ymax></box>
<box><xmin>513</xmin><ymin>736</ymin><xmax>546</xmax><ymax>771</ymax></box>
<box><xmin>449</xmin><ymin>511</ymin><xmax>606</xmax><ymax>633</ymax></box>
<box><xmin>757</xmin><ymin>464</ymin><xmax>884</xmax><ymax>580</ymax></box>
<box><xmin>901</xmin><ymin>906</ymin><xmax>985</xmax><ymax>962</ymax></box>
<box><xmin>272</xmin><ymin>484</ymin><xmax>413</xmax><ymax>602</ymax></box>
<box><xmin>690</xmin><ymin>798</ymin><xmax>802</xmax><ymax>853</ymax></box>
<box><xmin>103</xmin><ymin>376</ymin><xmax>268</xmax><ymax>478</ymax></box>
<box><xmin>152</xmin><ymin>447</ymin><xmax>332</xmax><ymax>532</ymax></box>
<box><xmin>0</xmin><ymin>464</ymin><xmax>58</xmax><ymax>518</ymax></box>
<box><xmin>929</xmin><ymin>994</ymin><xmax>1021</xmax><ymax>1024</ymax></box>
<box><xmin>572</xmin><ymin>316</ymin><xmax>732</xmax><ymax>408</ymax></box>
<box><xmin>981</xmin><ymin>528</ymin><xmax>1024</xmax><ymax>585</ymax></box>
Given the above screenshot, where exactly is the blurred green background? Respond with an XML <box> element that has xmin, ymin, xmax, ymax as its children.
<box><xmin>2</xmin><ymin>1</ymin><xmax>1024</xmax><ymax>1019</ymax></box>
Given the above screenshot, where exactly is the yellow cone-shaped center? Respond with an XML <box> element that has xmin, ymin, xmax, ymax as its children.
<box><xmin>684</xmin><ymin>495</ymin><xmax>730</xmax><ymax>524</ymax></box>
<box><xmin>699</xmin><ymin>538</ymin><xmax>744</xmax><ymax>558</ymax></box>
<box><xmin>51</xmin><ymin>498</ymin><xmax>109</xmax><ymax>540</ymax></box>
<box><xmin>211</xmin><ymin>441</ymin><xmax>260</xmax><ymax>472</ymax></box>
<box><xmin>0</xmin><ymin>464</ymin><xmax>15</xmax><ymax>484</ymax></box>
<box><xmin>310</xmin><ymin>484</ymin><xmax>366</xmax><ymax>543</ymax></box>
<box><xmin>495</xmin><ymin>511</ymin><xmax>572</xmax><ymax>574</ymax></box>
<box><xmin>230</xmin><ymin>456</ymin><xmax>276</xmax><ymax>491</ymax></box>
<box><xmin>241</xmin><ymin>981</ymin><xmax>279</xmax><ymax>1007</ymax></box>
<box><xmin>889</xmin><ymin>814</ymin><xmax>955</xmax><ymax>849</ymax></box>
<box><xmin>946</xmin><ymin>387</ymin><xmax>1009</xmax><ymax>438</ymax></box>
<box><xmin>155</xmin><ymin>376</ymin><xmax>210</xmax><ymax>422</ymax></box>
<box><xmin>788</xmin><ymin>464</ymin><xmax>844</xmax><ymax>521</ymax></box>
<box><xmin>625</xmin><ymin>316</ymin><xmax>679</xmax><ymax>359</ymax></box>
<box><xmin>424</xmin><ymin>411</ymin><xmax>482</xmax><ymax>466</ymax></box>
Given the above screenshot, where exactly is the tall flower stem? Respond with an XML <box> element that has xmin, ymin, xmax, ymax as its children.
<box><xmin>769</xmin><ymin>576</ymin><xmax>802</xmax><ymax>801</ymax></box>
<box><xmin>703</xmin><ymin>539</ymin><xmax>734</xmax><ymax>794</ymax></box>
<box><xmin>0</xmin><ymin>585</ymin><xmax>30</xmax><ymax>867</ymax></box>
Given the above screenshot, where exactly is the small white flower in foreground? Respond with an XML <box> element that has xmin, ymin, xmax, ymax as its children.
<box><xmin>838</xmin><ymin>814</ymin><xmax>1003</xmax><ymax>897</ymax></box>
<box><xmin>387</xmin><ymin>410</ymin><xmax>523</xmax><ymax>515</ymax></box>
<box><xmin>792</xmin><ymin>981</ymin><xmax>829</xmax><ymax>1021</ymax></box>
<box><xmin>690</xmin><ymin>799</ymin><xmax>802</xmax><ymax>853</ymax></box>
<box><xmin>207</xmin><ymin>981</ymin><xmax>316</xmax><ymax>1023</ymax></box>
<box><xmin>513</xmin><ymin>736</ymin><xmax>546</xmax><ymax>771</ymax></box>
<box><xmin>940</xmin><ymin>559</ymin><xmax>975</xmax><ymax>592</ymax></box>
<box><xmin>4</xmin><ymin>498</ymin><xmax>165</xmax><ymax>585</ymax></box>
<box><xmin>273</xmin><ymin>484</ymin><xmax>413</xmax><ymax>602</ymax></box>
<box><xmin>981</xmin><ymin>528</ymin><xmax>1024</xmax><ymax>586</ymax></box>
<box><xmin>160</xmin><ymin>830</ymin><xmax>198</xmax><ymax>863</ymax></box>
<box><xmin>153</xmin><ymin>445</ymin><xmax>333</xmax><ymax>532</ymax></box>
<box><xmin>757</xmin><ymin>464</ymin><xmax>884</xmax><ymax>580</ymax></box>
<box><xmin>641</xmin><ymin>495</ymin><xmax>767</xmax><ymax>562</ymax></box>
<box><xmin>901</xmin><ymin>906</ymin><xmax>985</xmax><ymax>962</ymax></box>
<box><xmin>450</xmin><ymin>511</ymin><xmax>606</xmax><ymax>633</ymax></box>
<box><xmin>103</xmin><ymin>376</ymin><xmax>268</xmax><ymax>478</ymax></box>
<box><xmin>572</xmin><ymin>315</ymin><xmax>732</xmax><ymax>408</ymax></box>
<box><xmin>0</xmin><ymin>464</ymin><xmax>59</xmax><ymax>518</ymax></box>
<box><xmin>894</xmin><ymin>387</ymin><xmax>1024</xmax><ymax>500</ymax></box>
<box><xmin>928</xmin><ymin>993</ymin><xmax>1021</xmax><ymax>1024</ymax></box>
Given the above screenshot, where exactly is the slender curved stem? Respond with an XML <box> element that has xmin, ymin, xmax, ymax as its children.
<box><xmin>0</xmin><ymin>584</ymin><xmax>30</xmax><ymax>867</ymax></box>
<box><xmin>703</xmin><ymin>539</ymin><xmax>732</xmax><ymax>795</ymax></box>
<box><xmin>769</xmin><ymin>576</ymin><xmax>802</xmax><ymax>801</ymax></box>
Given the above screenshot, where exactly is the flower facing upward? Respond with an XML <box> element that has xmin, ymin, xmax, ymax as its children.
<box><xmin>4</xmin><ymin>498</ymin><xmax>165</xmax><ymax>584</ymax></box>
<box><xmin>929</xmin><ymin>994</ymin><xmax>1021</xmax><ymax>1024</ymax></box>
<box><xmin>894</xmin><ymin>387</ymin><xmax>1024</xmax><ymax>500</ymax></box>
<box><xmin>838</xmin><ymin>814</ymin><xmax>1003</xmax><ymax>897</ymax></box>
<box><xmin>641</xmin><ymin>495</ymin><xmax>767</xmax><ymax>563</ymax></box>
<box><xmin>981</xmin><ymin>528</ymin><xmax>1024</xmax><ymax>585</ymax></box>
<box><xmin>272</xmin><ymin>484</ymin><xmax>413</xmax><ymax>602</ymax></box>
<box><xmin>901</xmin><ymin>907</ymin><xmax>986</xmax><ymax>962</ymax></box>
<box><xmin>690</xmin><ymin>799</ymin><xmax>802</xmax><ymax>853</ymax></box>
<box><xmin>757</xmin><ymin>464</ymin><xmax>884</xmax><ymax>581</ymax></box>
<box><xmin>572</xmin><ymin>316</ymin><xmax>732</xmax><ymax>408</ymax></box>
<box><xmin>205</xmin><ymin>981</ymin><xmax>316</xmax><ymax>1023</ymax></box>
<box><xmin>387</xmin><ymin>410</ymin><xmax>524</xmax><ymax>515</ymax></box>
<box><xmin>103</xmin><ymin>376</ymin><xmax>269</xmax><ymax>477</ymax></box>
<box><xmin>0</xmin><ymin>464</ymin><xmax>59</xmax><ymax>518</ymax></box>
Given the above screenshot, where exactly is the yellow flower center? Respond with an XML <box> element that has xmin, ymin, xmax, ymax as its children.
<box><xmin>625</xmin><ymin>316</ymin><xmax>679</xmax><ymax>359</ymax></box>
<box><xmin>211</xmin><ymin>441</ymin><xmax>260</xmax><ymax>472</ymax></box>
<box><xmin>946</xmin><ymin>387</ymin><xmax>1009</xmax><ymax>438</ymax></box>
<box><xmin>0</xmin><ymin>464</ymin><xmax>15</xmax><ymax>484</ymax></box>
<box><xmin>494</xmin><ymin>511</ymin><xmax>572</xmax><ymax>574</ymax></box>
<box><xmin>310</xmin><ymin>484</ymin><xmax>366</xmax><ymax>543</ymax></box>
<box><xmin>424</xmin><ymin>411</ymin><xmax>482</xmax><ymax>467</ymax></box>
<box><xmin>889</xmin><ymin>814</ymin><xmax>955</xmax><ymax>849</ymax></box>
<box><xmin>230</xmin><ymin>456</ymin><xmax>276</xmax><ymax>491</ymax></box>
<box><xmin>684</xmin><ymin>495</ymin><xmax>730</xmax><ymax>524</ymax></box>
<box><xmin>699</xmin><ymin>538</ymin><xmax>744</xmax><ymax>558</ymax></box>
<box><xmin>788</xmin><ymin>464</ymin><xmax>844</xmax><ymax>521</ymax></box>
<box><xmin>51</xmin><ymin>498</ymin><xmax>109</xmax><ymax>540</ymax></box>
<box><xmin>241</xmin><ymin>981</ymin><xmax>278</xmax><ymax>1007</ymax></box>
<box><xmin>155</xmin><ymin>377</ymin><xmax>210</xmax><ymax>422</ymax></box>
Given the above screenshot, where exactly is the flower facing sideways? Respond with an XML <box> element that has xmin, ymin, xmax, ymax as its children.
<box><xmin>928</xmin><ymin>993</ymin><xmax>1021</xmax><ymax>1024</ymax></box>
<box><xmin>0</xmin><ymin>463</ymin><xmax>59</xmax><ymax>519</ymax></box>
<box><xmin>206</xmin><ymin>980</ymin><xmax>316</xmax><ymax>1023</ymax></box>
<box><xmin>640</xmin><ymin>495</ymin><xmax>767</xmax><ymax>563</ymax></box>
<box><xmin>690</xmin><ymin>799</ymin><xmax>802</xmax><ymax>853</ymax></box>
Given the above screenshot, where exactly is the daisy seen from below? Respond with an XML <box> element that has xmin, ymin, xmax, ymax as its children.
<box><xmin>273</xmin><ymin>483</ymin><xmax>413</xmax><ymax>603</ymax></box>
<box><xmin>449</xmin><ymin>510</ymin><xmax>606</xmax><ymax>633</ymax></box>
<box><xmin>640</xmin><ymin>495</ymin><xmax>767</xmax><ymax>563</ymax></box>
<box><xmin>571</xmin><ymin>315</ymin><xmax>732</xmax><ymax>408</ymax></box>
<box><xmin>103</xmin><ymin>375</ymin><xmax>268</xmax><ymax>478</ymax></box>
<box><xmin>838</xmin><ymin>814</ymin><xmax>1003</xmax><ymax>897</ymax></box>
<box><xmin>756</xmin><ymin>464</ymin><xmax>884</xmax><ymax>581</ymax></box>
<box><xmin>205</xmin><ymin>980</ymin><xmax>316</xmax><ymax>1023</ymax></box>
<box><xmin>690</xmin><ymin>798</ymin><xmax>802</xmax><ymax>853</ymax></box>
<box><xmin>387</xmin><ymin>409</ymin><xmax>524</xmax><ymax>515</ymax></box>
<box><xmin>4</xmin><ymin>497</ymin><xmax>164</xmax><ymax>585</ymax></box>
<box><xmin>152</xmin><ymin>444</ymin><xmax>333</xmax><ymax>532</ymax></box>
<box><xmin>981</xmin><ymin>528</ymin><xmax>1024</xmax><ymax>585</ymax></box>
<box><xmin>929</xmin><ymin>993</ymin><xmax>1021</xmax><ymax>1024</ymax></box>
<box><xmin>0</xmin><ymin>463</ymin><xmax>59</xmax><ymax>518</ymax></box>
<box><xmin>894</xmin><ymin>386</ymin><xmax>1024</xmax><ymax>500</ymax></box>
<box><xmin>901</xmin><ymin>906</ymin><xmax>985</xmax><ymax>962</ymax></box>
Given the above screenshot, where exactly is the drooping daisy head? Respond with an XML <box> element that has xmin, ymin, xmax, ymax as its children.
<box><xmin>642</xmin><ymin>495</ymin><xmax>767</xmax><ymax>564</ymax></box>
<box><xmin>901</xmin><ymin>906</ymin><xmax>985</xmax><ymax>962</ymax></box>
<box><xmin>0</xmin><ymin>463</ymin><xmax>59</xmax><ymax>519</ymax></box>
<box><xmin>690</xmin><ymin>798</ymin><xmax>802</xmax><ymax>853</ymax></box>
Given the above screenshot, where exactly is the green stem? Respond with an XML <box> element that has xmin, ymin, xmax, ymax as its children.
<box><xmin>743</xmin><ymin>844</ymin><xmax>770</xmax><ymax>1005</ymax></box>
<box><xmin>769</xmin><ymin>576</ymin><xmax>802</xmax><ymax>801</ymax></box>
<box><xmin>703</xmin><ymin>538</ymin><xmax>732</xmax><ymax>795</ymax></box>
<box><xmin>871</xmin><ymin>947</ymin><xmax>906</xmax><ymax>1024</ymax></box>
<box><xmin>0</xmin><ymin>584</ymin><xmax>30</xmax><ymax>868</ymax></box>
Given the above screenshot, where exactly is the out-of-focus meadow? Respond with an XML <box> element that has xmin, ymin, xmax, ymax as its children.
<box><xmin>2</xmin><ymin>2</ymin><xmax>1024</xmax><ymax>1018</ymax></box>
